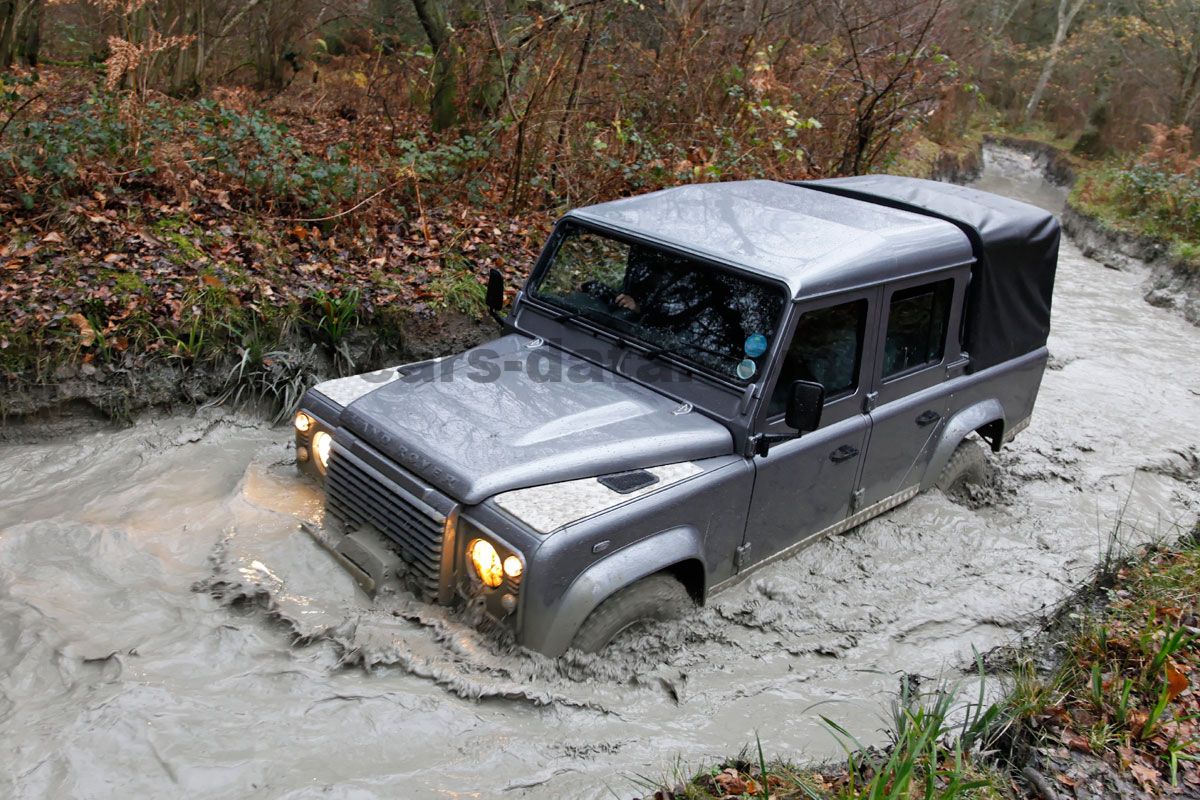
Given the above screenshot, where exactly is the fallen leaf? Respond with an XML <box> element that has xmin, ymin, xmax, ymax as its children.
<box><xmin>1061</xmin><ymin>729</ymin><xmax>1092</xmax><ymax>753</ymax></box>
<box><xmin>1130</xmin><ymin>762</ymin><xmax>1160</xmax><ymax>792</ymax></box>
<box><xmin>42</xmin><ymin>231</ymin><xmax>64</xmax><ymax>243</ymax></box>
<box><xmin>201</xmin><ymin>274</ymin><xmax>222</xmax><ymax>288</ymax></box>
<box><xmin>1167</xmin><ymin>662</ymin><xmax>1189</xmax><ymax>701</ymax></box>
<box><xmin>67</xmin><ymin>313</ymin><xmax>96</xmax><ymax>346</ymax></box>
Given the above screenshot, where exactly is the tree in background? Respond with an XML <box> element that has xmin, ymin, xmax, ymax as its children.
<box><xmin>1130</xmin><ymin>0</ymin><xmax>1200</xmax><ymax>127</ymax></box>
<box><xmin>1023</xmin><ymin>0</ymin><xmax>1091</xmax><ymax>122</ymax></box>
<box><xmin>0</xmin><ymin>0</ymin><xmax>43</xmax><ymax>68</ymax></box>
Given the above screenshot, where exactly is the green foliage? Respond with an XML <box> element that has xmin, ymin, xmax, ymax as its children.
<box><xmin>1074</xmin><ymin>160</ymin><xmax>1200</xmax><ymax>273</ymax></box>
<box><xmin>186</xmin><ymin>100</ymin><xmax>378</xmax><ymax>215</ymax></box>
<box><xmin>0</xmin><ymin>91</ymin><xmax>132</xmax><ymax>207</ymax></box>
<box><xmin>1111</xmin><ymin>164</ymin><xmax>1200</xmax><ymax>243</ymax></box>
<box><xmin>393</xmin><ymin>131</ymin><xmax>492</xmax><ymax>183</ymax></box>
<box><xmin>306</xmin><ymin>287</ymin><xmax>360</xmax><ymax>346</ymax></box>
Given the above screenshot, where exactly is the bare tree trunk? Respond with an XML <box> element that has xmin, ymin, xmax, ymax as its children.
<box><xmin>410</xmin><ymin>0</ymin><xmax>458</xmax><ymax>131</ymax></box>
<box><xmin>1024</xmin><ymin>0</ymin><xmax>1088</xmax><ymax>122</ymax></box>
<box><xmin>0</xmin><ymin>0</ymin><xmax>38</xmax><ymax>68</ymax></box>
<box><xmin>547</xmin><ymin>10</ymin><xmax>595</xmax><ymax>197</ymax></box>
<box><xmin>16</xmin><ymin>0</ymin><xmax>39</xmax><ymax>66</ymax></box>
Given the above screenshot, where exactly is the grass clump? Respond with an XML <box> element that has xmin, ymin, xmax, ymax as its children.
<box><xmin>643</xmin><ymin>669</ymin><xmax>1012</xmax><ymax>799</ymax></box>
<box><xmin>1008</xmin><ymin>529</ymin><xmax>1200</xmax><ymax>792</ymax></box>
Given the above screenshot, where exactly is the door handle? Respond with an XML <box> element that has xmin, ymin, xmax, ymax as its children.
<box><xmin>915</xmin><ymin>410</ymin><xmax>941</xmax><ymax>427</ymax></box>
<box><xmin>829</xmin><ymin>444</ymin><xmax>859</xmax><ymax>463</ymax></box>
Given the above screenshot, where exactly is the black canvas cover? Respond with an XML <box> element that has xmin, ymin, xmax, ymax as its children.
<box><xmin>800</xmin><ymin>176</ymin><xmax>1060</xmax><ymax>372</ymax></box>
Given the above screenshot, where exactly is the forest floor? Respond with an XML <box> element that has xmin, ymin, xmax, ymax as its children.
<box><xmin>0</xmin><ymin>65</ymin><xmax>549</xmax><ymax>421</ymax></box>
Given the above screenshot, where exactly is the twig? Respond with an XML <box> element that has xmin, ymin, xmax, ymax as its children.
<box><xmin>0</xmin><ymin>93</ymin><xmax>43</xmax><ymax>142</ymax></box>
<box><xmin>234</xmin><ymin>179</ymin><xmax>404</xmax><ymax>224</ymax></box>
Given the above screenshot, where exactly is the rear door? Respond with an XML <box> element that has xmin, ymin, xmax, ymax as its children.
<box><xmin>742</xmin><ymin>289</ymin><xmax>879</xmax><ymax>569</ymax></box>
<box><xmin>857</xmin><ymin>270</ymin><xmax>968</xmax><ymax>508</ymax></box>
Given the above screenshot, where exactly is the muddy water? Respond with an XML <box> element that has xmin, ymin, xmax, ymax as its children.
<box><xmin>2</xmin><ymin>147</ymin><xmax>1199</xmax><ymax>799</ymax></box>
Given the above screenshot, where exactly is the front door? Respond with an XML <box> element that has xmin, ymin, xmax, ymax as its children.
<box><xmin>742</xmin><ymin>291</ymin><xmax>878</xmax><ymax>569</ymax></box>
<box><xmin>857</xmin><ymin>272</ymin><xmax>966</xmax><ymax>507</ymax></box>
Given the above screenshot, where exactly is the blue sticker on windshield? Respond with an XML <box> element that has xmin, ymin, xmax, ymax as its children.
<box><xmin>736</xmin><ymin>359</ymin><xmax>757</xmax><ymax>380</ymax></box>
<box><xmin>744</xmin><ymin>333</ymin><xmax>768</xmax><ymax>357</ymax></box>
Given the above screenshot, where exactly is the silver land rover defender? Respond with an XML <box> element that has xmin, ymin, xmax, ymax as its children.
<box><xmin>292</xmin><ymin>176</ymin><xmax>1059</xmax><ymax>656</ymax></box>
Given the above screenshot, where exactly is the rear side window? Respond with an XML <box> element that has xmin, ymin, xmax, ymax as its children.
<box><xmin>883</xmin><ymin>279</ymin><xmax>953</xmax><ymax>378</ymax></box>
<box><xmin>767</xmin><ymin>299</ymin><xmax>867</xmax><ymax>417</ymax></box>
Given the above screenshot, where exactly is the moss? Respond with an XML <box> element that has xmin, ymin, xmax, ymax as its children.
<box><xmin>152</xmin><ymin>215</ymin><xmax>208</xmax><ymax>265</ymax></box>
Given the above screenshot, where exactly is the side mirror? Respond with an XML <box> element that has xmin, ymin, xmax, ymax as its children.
<box><xmin>486</xmin><ymin>268</ymin><xmax>505</xmax><ymax>313</ymax></box>
<box><xmin>784</xmin><ymin>380</ymin><xmax>824</xmax><ymax>434</ymax></box>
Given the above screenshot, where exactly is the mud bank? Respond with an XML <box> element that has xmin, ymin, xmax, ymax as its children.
<box><xmin>0</xmin><ymin>310</ymin><xmax>495</xmax><ymax>438</ymax></box>
<box><xmin>1</xmin><ymin>148</ymin><xmax>1199</xmax><ymax>800</ymax></box>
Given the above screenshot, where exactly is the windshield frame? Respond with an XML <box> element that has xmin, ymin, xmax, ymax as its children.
<box><xmin>522</xmin><ymin>217</ymin><xmax>793</xmax><ymax>393</ymax></box>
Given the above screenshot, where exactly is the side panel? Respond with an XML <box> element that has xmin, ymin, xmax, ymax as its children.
<box><xmin>743</xmin><ymin>415</ymin><xmax>871</xmax><ymax>565</ymax></box>
<box><xmin>860</xmin><ymin>382</ymin><xmax>950</xmax><ymax>506</ymax></box>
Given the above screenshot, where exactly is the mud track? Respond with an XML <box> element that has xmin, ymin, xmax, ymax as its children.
<box><xmin>1</xmin><ymin>147</ymin><xmax>1198</xmax><ymax>799</ymax></box>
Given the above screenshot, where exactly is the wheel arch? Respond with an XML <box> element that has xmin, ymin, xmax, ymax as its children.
<box><xmin>520</xmin><ymin>526</ymin><xmax>706</xmax><ymax>657</ymax></box>
<box><xmin>921</xmin><ymin>399</ymin><xmax>1005</xmax><ymax>491</ymax></box>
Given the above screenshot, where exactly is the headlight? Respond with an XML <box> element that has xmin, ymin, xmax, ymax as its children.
<box><xmin>294</xmin><ymin>411</ymin><xmax>314</xmax><ymax>432</ymax></box>
<box><xmin>312</xmin><ymin>431</ymin><xmax>333</xmax><ymax>472</ymax></box>
<box><xmin>503</xmin><ymin>555</ymin><xmax>523</xmax><ymax>579</ymax></box>
<box><xmin>468</xmin><ymin>538</ymin><xmax>503</xmax><ymax>588</ymax></box>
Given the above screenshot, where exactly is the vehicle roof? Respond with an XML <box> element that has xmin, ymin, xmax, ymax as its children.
<box><xmin>564</xmin><ymin>179</ymin><xmax>975</xmax><ymax>297</ymax></box>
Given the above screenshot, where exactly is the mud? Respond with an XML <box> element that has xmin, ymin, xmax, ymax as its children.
<box><xmin>2</xmin><ymin>146</ymin><xmax>1199</xmax><ymax>799</ymax></box>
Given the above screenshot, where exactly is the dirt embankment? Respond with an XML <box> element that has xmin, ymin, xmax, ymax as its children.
<box><xmin>0</xmin><ymin>311</ymin><xmax>495</xmax><ymax>440</ymax></box>
<box><xmin>983</xmin><ymin>135</ymin><xmax>1200</xmax><ymax>327</ymax></box>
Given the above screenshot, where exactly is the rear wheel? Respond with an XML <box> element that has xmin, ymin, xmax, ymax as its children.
<box><xmin>935</xmin><ymin>438</ymin><xmax>989</xmax><ymax>496</ymax></box>
<box><xmin>571</xmin><ymin>573</ymin><xmax>695</xmax><ymax>653</ymax></box>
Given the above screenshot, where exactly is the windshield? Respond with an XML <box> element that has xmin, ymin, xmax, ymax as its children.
<box><xmin>532</xmin><ymin>224</ymin><xmax>787</xmax><ymax>384</ymax></box>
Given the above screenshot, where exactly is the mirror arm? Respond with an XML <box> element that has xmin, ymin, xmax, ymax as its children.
<box><xmin>488</xmin><ymin>307</ymin><xmax>514</xmax><ymax>332</ymax></box>
<box><xmin>752</xmin><ymin>432</ymin><xmax>800</xmax><ymax>457</ymax></box>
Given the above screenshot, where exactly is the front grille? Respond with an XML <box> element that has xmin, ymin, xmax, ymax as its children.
<box><xmin>325</xmin><ymin>446</ymin><xmax>446</xmax><ymax>596</ymax></box>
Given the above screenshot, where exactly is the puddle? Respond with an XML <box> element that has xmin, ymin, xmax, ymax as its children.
<box><xmin>1</xmin><ymin>146</ymin><xmax>1198</xmax><ymax>799</ymax></box>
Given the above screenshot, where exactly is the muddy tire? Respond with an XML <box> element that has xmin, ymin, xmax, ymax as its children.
<box><xmin>935</xmin><ymin>438</ymin><xmax>988</xmax><ymax>496</ymax></box>
<box><xmin>571</xmin><ymin>573</ymin><xmax>694</xmax><ymax>653</ymax></box>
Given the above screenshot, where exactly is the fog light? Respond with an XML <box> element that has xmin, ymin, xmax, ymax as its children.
<box><xmin>312</xmin><ymin>431</ymin><xmax>332</xmax><ymax>472</ymax></box>
<box><xmin>296</xmin><ymin>445</ymin><xmax>309</xmax><ymax>463</ymax></box>
<box><xmin>503</xmin><ymin>555</ymin><xmax>523</xmax><ymax>579</ymax></box>
<box><xmin>468</xmin><ymin>538</ymin><xmax>503</xmax><ymax>588</ymax></box>
<box><xmin>294</xmin><ymin>411</ymin><xmax>314</xmax><ymax>433</ymax></box>
<box><xmin>500</xmin><ymin>593</ymin><xmax>517</xmax><ymax>614</ymax></box>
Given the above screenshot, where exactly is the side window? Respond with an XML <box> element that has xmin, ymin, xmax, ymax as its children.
<box><xmin>767</xmin><ymin>299</ymin><xmax>867</xmax><ymax>417</ymax></box>
<box><xmin>883</xmin><ymin>279</ymin><xmax>953</xmax><ymax>378</ymax></box>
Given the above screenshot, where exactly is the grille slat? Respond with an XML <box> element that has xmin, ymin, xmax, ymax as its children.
<box><xmin>325</xmin><ymin>447</ymin><xmax>446</xmax><ymax>593</ymax></box>
<box><xmin>327</xmin><ymin>471</ymin><xmax>443</xmax><ymax>564</ymax></box>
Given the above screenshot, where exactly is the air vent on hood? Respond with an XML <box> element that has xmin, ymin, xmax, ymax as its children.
<box><xmin>597</xmin><ymin>470</ymin><xmax>659</xmax><ymax>494</ymax></box>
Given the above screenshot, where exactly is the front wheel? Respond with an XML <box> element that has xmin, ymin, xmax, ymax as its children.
<box><xmin>571</xmin><ymin>573</ymin><xmax>695</xmax><ymax>653</ymax></box>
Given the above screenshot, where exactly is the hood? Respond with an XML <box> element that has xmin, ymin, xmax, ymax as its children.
<box><xmin>336</xmin><ymin>335</ymin><xmax>733</xmax><ymax>504</ymax></box>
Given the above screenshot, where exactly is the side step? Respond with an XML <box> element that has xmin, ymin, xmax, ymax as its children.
<box><xmin>301</xmin><ymin>520</ymin><xmax>405</xmax><ymax>597</ymax></box>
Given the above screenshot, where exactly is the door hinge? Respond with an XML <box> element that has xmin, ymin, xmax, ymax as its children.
<box><xmin>735</xmin><ymin>543</ymin><xmax>752</xmax><ymax>571</ymax></box>
<box><xmin>863</xmin><ymin>391</ymin><xmax>879</xmax><ymax>413</ymax></box>
<box><xmin>850</xmin><ymin>488</ymin><xmax>865</xmax><ymax>513</ymax></box>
